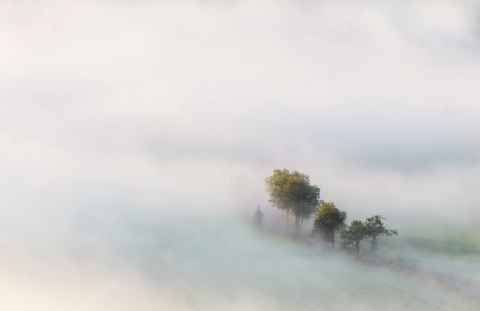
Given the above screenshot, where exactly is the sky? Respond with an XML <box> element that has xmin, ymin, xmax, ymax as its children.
<box><xmin>1</xmin><ymin>0</ymin><xmax>480</xmax><ymax>232</ymax></box>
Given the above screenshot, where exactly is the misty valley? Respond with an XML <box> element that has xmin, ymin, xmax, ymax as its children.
<box><xmin>1</xmin><ymin>0</ymin><xmax>479</xmax><ymax>309</ymax></box>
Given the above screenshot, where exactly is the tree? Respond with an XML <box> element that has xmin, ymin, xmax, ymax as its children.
<box><xmin>253</xmin><ymin>204</ymin><xmax>264</xmax><ymax>226</ymax></box>
<box><xmin>364</xmin><ymin>215</ymin><xmax>398</xmax><ymax>253</ymax></box>
<box><xmin>313</xmin><ymin>202</ymin><xmax>346</xmax><ymax>246</ymax></box>
<box><xmin>265</xmin><ymin>169</ymin><xmax>320</xmax><ymax>235</ymax></box>
<box><xmin>340</xmin><ymin>220</ymin><xmax>367</xmax><ymax>255</ymax></box>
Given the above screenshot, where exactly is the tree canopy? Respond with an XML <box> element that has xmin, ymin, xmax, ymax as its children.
<box><xmin>340</xmin><ymin>220</ymin><xmax>367</xmax><ymax>255</ymax></box>
<box><xmin>364</xmin><ymin>215</ymin><xmax>398</xmax><ymax>252</ymax></box>
<box><xmin>265</xmin><ymin>169</ymin><xmax>320</xmax><ymax>234</ymax></box>
<box><xmin>313</xmin><ymin>202</ymin><xmax>346</xmax><ymax>246</ymax></box>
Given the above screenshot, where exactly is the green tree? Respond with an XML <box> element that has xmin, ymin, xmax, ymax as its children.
<box><xmin>313</xmin><ymin>202</ymin><xmax>346</xmax><ymax>246</ymax></box>
<box><xmin>265</xmin><ymin>169</ymin><xmax>320</xmax><ymax>235</ymax></box>
<box><xmin>253</xmin><ymin>204</ymin><xmax>264</xmax><ymax>226</ymax></box>
<box><xmin>364</xmin><ymin>215</ymin><xmax>398</xmax><ymax>253</ymax></box>
<box><xmin>340</xmin><ymin>220</ymin><xmax>367</xmax><ymax>255</ymax></box>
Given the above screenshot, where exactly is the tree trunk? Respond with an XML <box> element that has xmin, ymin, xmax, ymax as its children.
<box><xmin>294</xmin><ymin>215</ymin><xmax>302</xmax><ymax>235</ymax></box>
<box><xmin>323</xmin><ymin>231</ymin><xmax>335</xmax><ymax>246</ymax></box>
<box><xmin>355</xmin><ymin>242</ymin><xmax>360</xmax><ymax>256</ymax></box>
<box><xmin>370</xmin><ymin>236</ymin><xmax>377</xmax><ymax>253</ymax></box>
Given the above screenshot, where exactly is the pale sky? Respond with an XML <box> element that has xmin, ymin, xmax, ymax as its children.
<box><xmin>1</xmin><ymin>0</ymin><xmax>480</xmax><ymax>233</ymax></box>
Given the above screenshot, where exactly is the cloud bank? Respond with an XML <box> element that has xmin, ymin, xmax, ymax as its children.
<box><xmin>1</xmin><ymin>0</ymin><xmax>479</xmax><ymax>232</ymax></box>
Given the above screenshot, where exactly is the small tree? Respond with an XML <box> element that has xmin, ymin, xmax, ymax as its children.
<box><xmin>340</xmin><ymin>220</ymin><xmax>367</xmax><ymax>255</ymax></box>
<box><xmin>364</xmin><ymin>215</ymin><xmax>398</xmax><ymax>253</ymax></box>
<box><xmin>265</xmin><ymin>169</ymin><xmax>320</xmax><ymax>235</ymax></box>
<box><xmin>313</xmin><ymin>202</ymin><xmax>346</xmax><ymax>246</ymax></box>
<box><xmin>253</xmin><ymin>204</ymin><xmax>264</xmax><ymax>226</ymax></box>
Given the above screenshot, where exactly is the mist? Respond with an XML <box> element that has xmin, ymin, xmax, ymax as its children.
<box><xmin>1</xmin><ymin>0</ymin><xmax>479</xmax><ymax>309</ymax></box>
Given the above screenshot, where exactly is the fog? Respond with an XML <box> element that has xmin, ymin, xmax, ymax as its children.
<box><xmin>1</xmin><ymin>0</ymin><xmax>479</xmax><ymax>309</ymax></box>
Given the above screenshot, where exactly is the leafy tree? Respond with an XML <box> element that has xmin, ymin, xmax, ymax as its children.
<box><xmin>313</xmin><ymin>202</ymin><xmax>346</xmax><ymax>246</ymax></box>
<box><xmin>253</xmin><ymin>204</ymin><xmax>264</xmax><ymax>226</ymax></box>
<box><xmin>340</xmin><ymin>220</ymin><xmax>367</xmax><ymax>255</ymax></box>
<box><xmin>364</xmin><ymin>215</ymin><xmax>398</xmax><ymax>253</ymax></box>
<box><xmin>265</xmin><ymin>169</ymin><xmax>320</xmax><ymax>234</ymax></box>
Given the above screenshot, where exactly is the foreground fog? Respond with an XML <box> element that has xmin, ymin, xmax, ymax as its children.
<box><xmin>0</xmin><ymin>215</ymin><xmax>478</xmax><ymax>310</ymax></box>
<box><xmin>1</xmin><ymin>0</ymin><xmax>479</xmax><ymax>309</ymax></box>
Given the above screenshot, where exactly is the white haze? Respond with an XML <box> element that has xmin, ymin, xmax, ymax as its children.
<box><xmin>0</xmin><ymin>0</ymin><xmax>479</xmax><ymax>310</ymax></box>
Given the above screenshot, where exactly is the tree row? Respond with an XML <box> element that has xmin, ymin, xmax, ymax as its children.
<box><xmin>261</xmin><ymin>169</ymin><xmax>397</xmax><ymax>255</ymax></box>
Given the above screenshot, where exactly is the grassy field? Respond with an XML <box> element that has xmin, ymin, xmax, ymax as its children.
<box><xmin>108</xmin><ymin>214</ymin><xmax>479</xmax><ymax>310</ymax></box>
<box><xmin>0</xmin><ymin>213</ymin><xmax>477</xmax><ymax>310</ymax></box>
